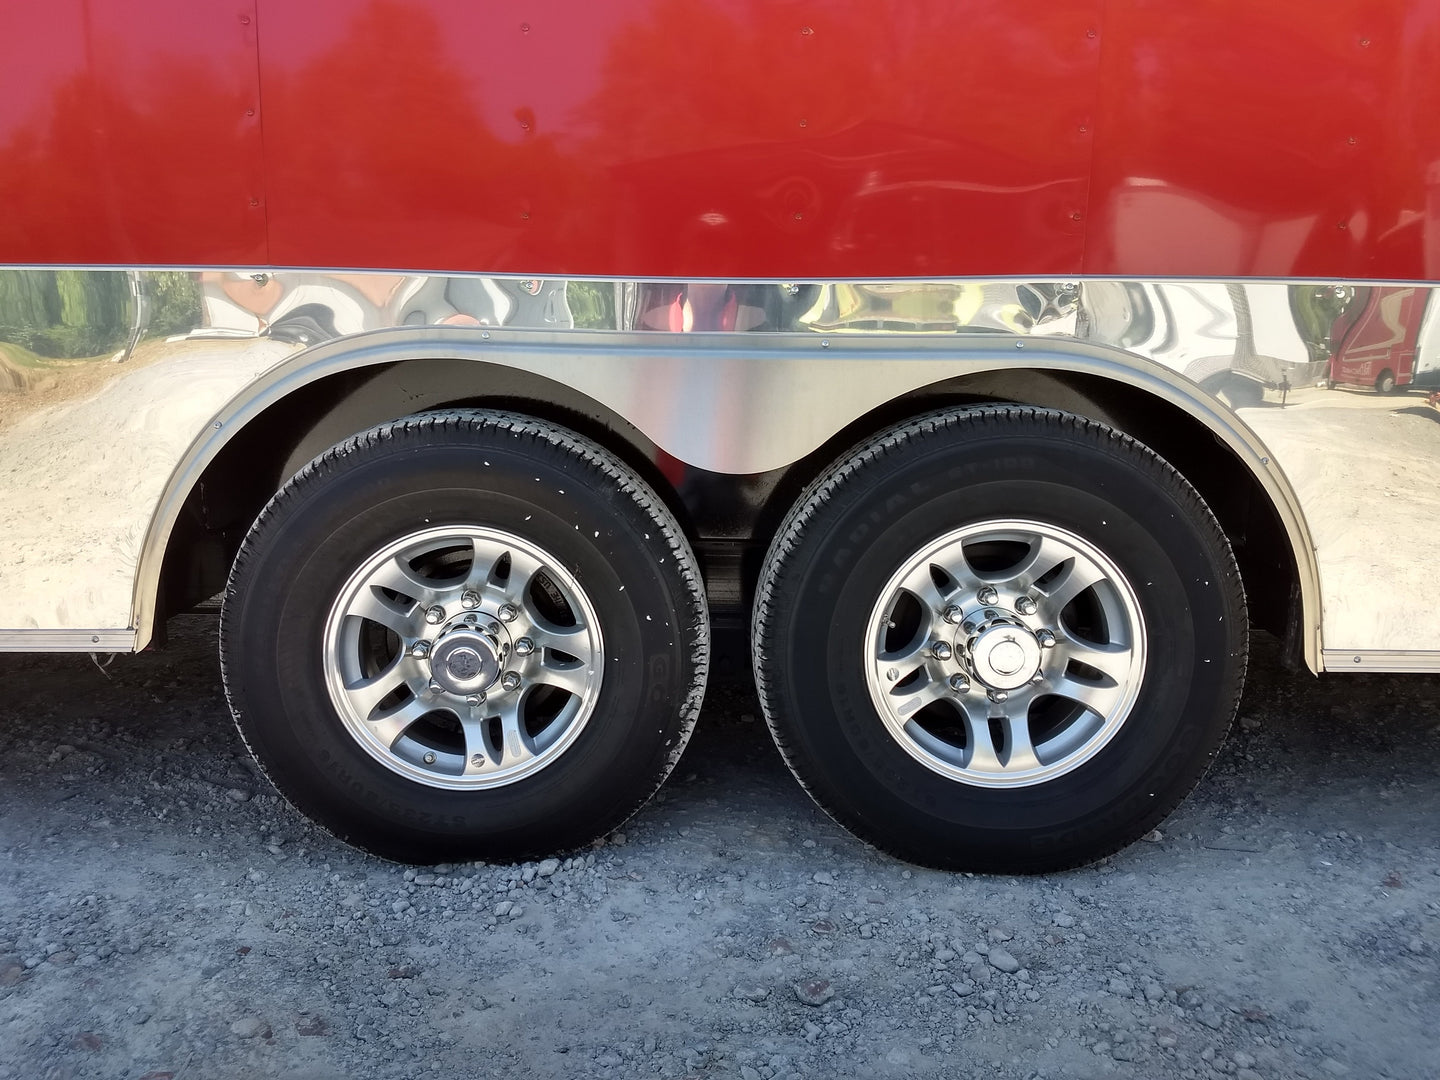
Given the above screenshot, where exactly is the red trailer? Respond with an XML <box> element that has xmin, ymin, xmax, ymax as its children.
<box><xmin>1326</xmin><ymin>286</ymin><xmax>1437</xmax><ymax>392</ymax></box>
<box><xmin>3</xmin><ymin>1</ymin><xmax>1440</xmax><ymax>872</ymax></box>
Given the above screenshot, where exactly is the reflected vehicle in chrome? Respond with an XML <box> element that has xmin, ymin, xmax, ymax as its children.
<box><xmin>1324</xmin><ymin>286</ymin><xmax>1440</xmax><ymax>394</ymax></box>
<box><xmin>4</xmin><ymin>0</ymin><xmax>1440</xmax><ymax>872</ymax></box>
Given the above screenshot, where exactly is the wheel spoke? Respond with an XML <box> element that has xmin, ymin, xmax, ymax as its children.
<box><xmin>495</xmin><ymin>698</ymin><xmax>532</xmax><ymax>768</ymax></box>
<box><xmin>368</xmin><ymin>555</ymin><xmax>445</xmax><ymax>607</ymax></box>
<box><xmin>1056</xmin><ymin>637</ymin><xmax>1133</xmax><ymax>681</ymax></box>
<box><xmin>902</xmin><ymin>556</ymin><xmax>970</xmax><ymax>614</ymax></box>
<box><xmin>962</xmin><ymin>709</ymin><xmax>1003</xmax><ymax>773</ymax></box>
<box><xmin>469</xmin><ymin>539</ymin><xmax>545</xmax><ymax>607</ymax></box>
<box><xmin>527</xmin><ymin>614</ymin><xmax>592</xmax><ymax>657</ymax></box>
<box><xmin>346</xmin><ymin>587</ymin><xmax>420</xmax><ymax>637</ymax></box>
<box><xmin>890</xmin><ymin>672</ymin><xmax>952</xmax><ymax>719</ymax></box>
<box><xmin>367</xmin><ymin>696</ymin><xmax>431</xmax><ymax>749</ymax></box>
<box><xmin>459</xmin><ymin>699</ymin><xmax>535</xmax><ymax>773</ymax></box>
<box><xmin>1000</xmin><ymin>707</ymin><xmax>1042</xmax><ymax>772</ymax></box>
<box><xmin>458</xmin><ymin>711</ymin><xmax>489</xmax><ymax>773</ymax></box>
<box><xmin>530</xmin><ymin>658</ymin><xmax>591</xmax><ymax>698</ymax></box>
<box><xmin>479</xmin><ymin>545</ymin><xmax>546</xmax><ymax>604</ymax></box>
<box><xmin>343</xmin><ymin>655</ymin><xmax>422</xmax><ymax>719</ymax></box>
<box><xmin>1036</xmin><ymin>556</ymin><xmax>1104</xmax><ymax>611</ymax></box>
<box><xmin>465</xmin><ymin>535</ymin><xmax>509</xmax><ymax>588</ymax></box>
<box><xmin>1048</xmin><ymin>674</ymin><xmax>1122</xmax><ymax>718</ymax></box>
<box><xmin>992</xmin><ymin>534</ymin><xmax>1073</xmax><ymax>591</ymax></box>
<box><xmin>876</xmin><ymin>634</ymin><xmax>930</xmax><ymax>686</ymax></box>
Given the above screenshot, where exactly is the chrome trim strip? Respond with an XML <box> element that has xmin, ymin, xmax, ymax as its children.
<box><xmin>0</xmin><ymin>630</ymin><xmax>135</xmax><ymax>652</ymax></box>
<box><xmin>5</xmin><ymin>265</ymin><xmax>1440</xmax><ymax>290</ymax></box>
<box><xmin>1321</xmin><ymin>651</ymin><xmax>1440</xmax><ymax>674</ymax></box>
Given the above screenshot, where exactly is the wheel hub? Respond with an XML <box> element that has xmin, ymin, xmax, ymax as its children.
<box><xmin>428</xmin><ymin>620</ymin><xmax>508</xmax><ymax>695</ymax></box>
<box><xmin>957</xmin><ymin>612</ymin><xmax>1043</xmax><ymax>692</ymax></box>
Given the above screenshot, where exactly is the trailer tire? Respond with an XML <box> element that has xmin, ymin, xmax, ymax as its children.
<box><xmin>220</xmin><ymin>410</ymin><xmax>708</xmax><ymax>863</ymax></box>
<box><xmin>752</xmin><ymin>406</ymin><xmax>1246</xmax><ymax>873</ymax></box>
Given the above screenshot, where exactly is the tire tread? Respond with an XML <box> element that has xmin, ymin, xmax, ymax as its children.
<box><xmin>221</xmin><ymin>409</ymin><xmax>709</xmax><ymax>860</ymax></box>
<box><xmin>752</xmin><ymin>405</ymin><xmax>1247</xmax><ymax>872</ymax></box>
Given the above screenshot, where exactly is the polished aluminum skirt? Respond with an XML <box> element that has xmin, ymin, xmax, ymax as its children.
<box><xmin>1</xmin><ymin>269</ymin><xmax>1436</xmax><ymax>670</ymax></box>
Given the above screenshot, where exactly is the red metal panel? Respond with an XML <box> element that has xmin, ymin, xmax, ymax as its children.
<box><xmin>5</xmin><ymin>1</ymin><xmax>1439</xmax><ymax>280</ymax></box>
<box><xmin>0</xmin><ymin>0</ymin><xmax>266</xmax><ymax>265</ymax></box>
<box><xmin>257</xmin><ymin>0</ymin><xmax>1100</xmax><ymax>277</ymax></box>
<box><xmin>1088</xmin><ymin>0</ymin><xmax>1440</xmax><ymax>281</ymax></box>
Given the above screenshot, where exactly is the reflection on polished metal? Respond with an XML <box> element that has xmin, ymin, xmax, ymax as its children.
<box><xmin>3</xmin><ymin>267</ymin><xmax>1440</xmax><ymax>671</ymax></box>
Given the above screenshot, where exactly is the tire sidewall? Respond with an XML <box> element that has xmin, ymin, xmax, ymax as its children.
<box><xmin>225</xmin><ymin>423</ymin><xmax>699</xmax><ymax>859</ymax></box>
<box><xmin>766</xmin><ymin>419</ymin><xmax>1243</xmax><ymax>866</ymax></box>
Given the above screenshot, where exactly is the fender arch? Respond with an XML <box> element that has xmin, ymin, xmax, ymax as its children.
<box><xmin>133</xmin><ymin>327</ymin><xmax>1321</xmax><ymax>668</ymax></box>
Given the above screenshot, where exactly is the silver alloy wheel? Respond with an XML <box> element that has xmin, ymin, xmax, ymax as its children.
<box><xmin>323</xmin><ymin>525</ymin><xmax>603</xmax><ymax>790</ymax></box>
<box><xmin>864</xmin><ymin>520</ymin><xmax>1146</xmax><ymax>788</ymax></box>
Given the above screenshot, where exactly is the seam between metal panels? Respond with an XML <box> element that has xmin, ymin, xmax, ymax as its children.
<box><xmin>0</xmin><ymin>265</ymin><xmax>1438</xmax><ymax>288</ymax></box>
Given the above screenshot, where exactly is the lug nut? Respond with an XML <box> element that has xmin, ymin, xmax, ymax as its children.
<box><xmin>1031</xmin><ymin>672</ymin><xmax>1045</xmax><ymax>684</ymax></box>
<box><xmin>497</xmin><ymin>603</ymin><xmax>519</xmax><ymax>623</ymax></box>
<box><xmin>410</xmin><ymin>641</ymin><xmax>431</xmax><ymax>659</ymax></box>
<box><xmin>428</xmin><ymin>680</ymin><xmax>444</xmax><ymax>694</ymax></box>
<box><xmin>424</xmin><ymin>605</ymin><xmax>445</xmax><ymax>624</ymax></box>
<box><xmin>1015</xmin><ymin>596</ymin><xmax>1037</xmax><ymax>616</ymax></box>
<box><xmin>501</xmin><ymin>671</ymin><xmax>521</xmax><ymax>691</ymax></box>
<box><xmin>423</xmin><ymin>751</ymin><xmax>437</xmax><ymax>765</ymax></box>
<box><xmin>948</xmin><ymin>674</ymin><xmax>970</xmax><ymax>693</ymax></box>
<box><xmin>977</xmin><ymin>586</ymin><xmax>999</xmax><ymax>606</ymax></box>
<box><xmin>943</xmin><ymin>605</ymin><xmax>963</xmax><ymax>625</ymax></box>
<box><xmin>931</xmin><ymin>641</ymin><xmax>953</xmax><ymax>661</ymax></box>
<box><xmin>1036</xmin><ymin>629</ymin><xmax>1056</xmax><ymax>649</ymax></box>
<box><xmin>987</xmin><ymin>689</ymin><xmax>1009</xmax><ymax>703</ymax></box>
<box><xmin>514</xmin><ymin>637</ymin><xmax>535</xmax><ymax>656</ymax></box>
<box><xmin>465</xmin><ymin>693</ymin><xmax>484</xmax><ymax>707</ymax></box>
<box><xmin>461</xmin><ymin>590</ymin><xmax>481</xmax><ymax>609</ymax></box>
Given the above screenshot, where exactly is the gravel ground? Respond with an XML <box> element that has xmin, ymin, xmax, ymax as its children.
<box><xmin>1</xmin><ymin>617</ymin><xmax>1438</xmax><ymax>1080</ymax></box>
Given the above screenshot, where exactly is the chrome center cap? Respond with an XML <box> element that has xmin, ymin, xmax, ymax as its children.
<box><xmin>429</xmin><ymin>627</ymin><xmax>503</xmax><ymax>694</ymax></box>
<box><xmin>966</xmin><ymin>624</ymin><xmax>1043</xmax><ymax>691</ymax></box>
